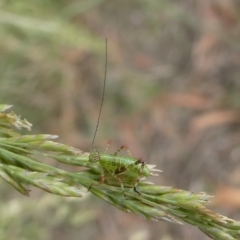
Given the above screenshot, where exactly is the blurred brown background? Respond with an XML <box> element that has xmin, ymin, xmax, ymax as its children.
<box><xmin>1</xmin><ymin>0</ymin><xmax>240</xmax><ymax>239</ymax></box>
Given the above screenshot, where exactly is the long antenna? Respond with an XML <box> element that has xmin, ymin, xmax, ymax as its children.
<box><xmin>91</xmin><ymin>38</ymin><xmax>108</xmax><ymax>149</ymax></box>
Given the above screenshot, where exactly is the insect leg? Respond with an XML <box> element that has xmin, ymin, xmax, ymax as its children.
<box><xmin>132</xmin><ymin>158</ymin><xmax>145</xmax><ymax>195</ymax></box>
<box><xmin>113</xmin><ymin>174</ymin><xmax>126</xmax><ymax>197</ymax></box>
<box><xmin>99</xmin><ymin>171</ymin><xmax>106</xmax><ymax>184</ymax></box>
<box><xmin>88</xmin><ymin>170</ymin><xmax>105</xmax><ymax>191</ymax></box>
<box><xmin>114</xmin><ymin>145</ymin><xmax>132</xmax><ymax>157</ymax></box>
<box><xmin>113</xmin><ymin>166</ymin><xmax>127</xmax><ymax>196</ymax></box>
<box><xmin>105</xmin><ymin>140</ymin><xmax>112</xmax><ymax>153</ymax></box>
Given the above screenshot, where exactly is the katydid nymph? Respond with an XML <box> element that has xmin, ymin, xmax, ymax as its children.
<box><xmin>88</xmin><ymin>39</ymin><xmax>160</xmax><ymax>196</ymax></box>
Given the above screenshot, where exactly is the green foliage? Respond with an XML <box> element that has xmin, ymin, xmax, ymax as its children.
<box><xmin>0</xmin><ymin>105</ymin><xmax>240</xmax><ymax>240</ymax></box>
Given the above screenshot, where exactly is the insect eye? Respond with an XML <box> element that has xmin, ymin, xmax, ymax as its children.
<box><xmin>89</xmin><ymin>149</ymin><xmax>100</xmax><ymax>163</ymax></box>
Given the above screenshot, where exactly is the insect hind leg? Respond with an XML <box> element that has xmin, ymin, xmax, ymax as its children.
<box><xmin>114</xmin><ymin>145</ymin><xmax>132</xmax><ymax>157</ymax></box>
<box><xmin>132</xmin><ymin>158</ymin><xmax>145</xmax><ymax>195</ymax></box>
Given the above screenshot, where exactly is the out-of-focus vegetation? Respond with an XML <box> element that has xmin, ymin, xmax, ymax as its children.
<box><xmin>1</xmin><ymin>0</ymin><xmax>240</xmax><ymax>239</ymax></box>
<box><xmin>3</xmin><ymin>105</ymin><xmax>239</xmax><ymax>240</ymax></box>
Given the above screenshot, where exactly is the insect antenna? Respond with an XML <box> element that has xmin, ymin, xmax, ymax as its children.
<box><xmin>91</xmin><ymin>38</ymin><xmax>108</xmax><ymax>150</ymax></box>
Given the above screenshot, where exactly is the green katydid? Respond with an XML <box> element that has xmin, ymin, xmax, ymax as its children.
<box><xmin>88</xmin><ymin>39</ymin><xmax>161</xmax><ymax>196</ymax></box>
